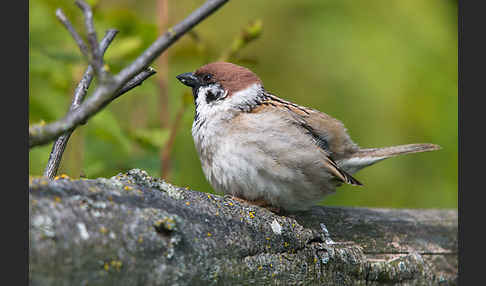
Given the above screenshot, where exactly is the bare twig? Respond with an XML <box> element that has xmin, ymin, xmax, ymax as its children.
<box><xmin>44</xmin><ymin>67</ymin><xmax>157</xmax><ymax>179</ymax></box>
<box><xmin>29</xmin><ymin>0</ymin><xmax>229</xmax><ymax>149</ymax></box>
<box><xmin>72</xmin><ymin>29</ymin><xmax>119</xmax><ymax>109</ymax></box>
<box><xmin>218</xmin><ymin>19</ymin><xmax>263</xmax><ymax>62</ymax></box>
<box><xmin>55</xmin><ymin>9</ymin><xmax>89</xmax><ymax>59</ymax></box>
<box><xmin>161</xmin><ymin>102</ymin><xmax>187</xmax><ymax>179</ymax></box>
<box><xmin>75</xmin><ymin>0</ymin><xmax>104</xmax><ymax>77</ymax></box>
<box><xmin>114</xmin><ymin>0</ymin><xmax>229</xmax><ymax>85</ymax></box>
<box><xmin>113</xmin><ymin>68</ymin><xmax>157</xmax><ymax>101</ymax></box>
<box><xmin>157</xmin><ymin>0</ymin><xmax>170</xmax><ymax>178</ymax></box>
<box><xmin>43</xmin><ymin>29</ymin><xmax>118</xmax><ymax>179</ymax></box>
<box><xmin>157</xmin><ymin>0</ymin><xmax>170</xmax><ymax>129</ymax></box>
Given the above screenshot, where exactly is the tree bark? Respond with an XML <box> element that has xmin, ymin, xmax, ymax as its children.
<box><xmin>29</xmin><ymin>169</ymin><xmax>457</xmax><ymax>285</ymax></box>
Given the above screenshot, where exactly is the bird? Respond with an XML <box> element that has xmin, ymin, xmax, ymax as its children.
<box><xmin>176</xmin><ymin>62</ymin><xmax>441</xmax><ymax>212</ymax></box>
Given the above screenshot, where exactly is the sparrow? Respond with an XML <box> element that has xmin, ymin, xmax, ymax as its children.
<box><xmin>176</xmin><ymin>62</ymin><xmax>441</xmax><ymax>212</ymax></box>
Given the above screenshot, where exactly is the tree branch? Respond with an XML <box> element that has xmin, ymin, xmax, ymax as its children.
<box><xmin>55</xmin><ymin>8</ymin><xmax>89</xmax><ymax>59</ymax></box>
<box><xmin>29</xmin><ymin>171</ymin><xmax>458</xmax><ymax>285</ymax></box>
<box><xmin>43</xmin><ymin>29</ymin><xmax>118</xmax><ymax>179</ymax></box>
<box><xmin>43</xmin><ymin>67</ymin><xmax>157</xmax><ymax>179</ymax></box>
<box><xmin>29</xmin><ymin>0</ymin><xmax>229</xmax><ymax>149</ymax></box>
<box><xmin>114</xmin><ymin>0</ymin><xmax>230</xmax><ymax>85</ymax></box>
<box><xmin>115</xmin><ymin>67</ymin><xmax>157</xmax><ymax>98</ymax></box>
<box><xmin>75</xmin><ymin>0</ymin><xmax>104</xmax><ymax>77</ymax></box>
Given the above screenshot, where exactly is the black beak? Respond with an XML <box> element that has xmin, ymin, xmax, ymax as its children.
<box><xmin>176</xmin><ymin>72</ymin><xmax>200</xmax><ymax>88</ymax></box>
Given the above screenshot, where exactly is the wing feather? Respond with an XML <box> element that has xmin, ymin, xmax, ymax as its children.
<box><xmin>262</xmin><ymin>93</ymin><xmax>363</xmax><ymax>186</ymax></box>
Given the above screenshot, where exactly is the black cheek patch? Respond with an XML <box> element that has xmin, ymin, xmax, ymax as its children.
<box><xmin>206</xmin><ymin>90</ymin><xmax>222</xmax><ymax>104</ymax></box>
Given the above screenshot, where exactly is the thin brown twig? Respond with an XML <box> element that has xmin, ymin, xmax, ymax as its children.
<box><xmin>160</xmin><ymin>103</ymin><xmax>187</xmax><ymax>179</ymax></box>
<box><xmin>157</xmin><ymin>0</ymin><xmax>170</xmax><ymax>178</ymax></box>
<box><xmin>218</xmin><ymin>19</ymin><xmax>263</xmax><ymax>62</ymax></box>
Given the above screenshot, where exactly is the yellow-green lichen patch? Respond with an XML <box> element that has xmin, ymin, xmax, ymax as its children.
<box><xmin>54</xmin><ymin>174</ymin><xmax>70</xmax><ymax>181</ymax></box>
<box><xmin>154</xmin><ymin>217</ymin><xmax>176</xmax><ymax>232</ymax></box>
<box><xmin>100</xmin><ymin>259</ymin><xmax>123</xmax><ymax>272</ymax></box>
<box><xmin>167</xmin><ymin>27</ymin><xmax>174</xmax><ymax>36</ymax></box>
<box><xmin>99</xmin><ymin>226</ymin><xmax>108</xmax><ymax>234</ymax></box>
<box><xmin>153</xmin><ymin>216</ymin><xmax>178</xmax><ymax>237</ymax></box>
<box><xmin>110</xmin><ymin>260</ymin><xmax>123</xmax><ymax>271</ymax></box>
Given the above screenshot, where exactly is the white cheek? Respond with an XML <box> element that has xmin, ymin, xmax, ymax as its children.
<box><xmin>196</xmin><ymin>85</ymin><xmax>227</xmax><ymax>105</ymax></box>
<box><xmin>195</xmin><ymin>83</ymin><xmax>263</xmax><ymax>119</ymax></box>
<box><xmin>195</xmin><ymin>85</ymin><xmax>229</xmax><ymax>119</ymax></box>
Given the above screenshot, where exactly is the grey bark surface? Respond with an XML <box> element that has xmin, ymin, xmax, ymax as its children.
<box><xmin>29</xmin><ymin>169</ymin><xmax>457</xmax><ymax>285</ymax></box>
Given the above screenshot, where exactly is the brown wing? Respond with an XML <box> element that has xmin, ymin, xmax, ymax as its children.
<box><xmin>262</xmin><ymin>93</ymin><xmax>362</xmax><ymax>186</ymax></box>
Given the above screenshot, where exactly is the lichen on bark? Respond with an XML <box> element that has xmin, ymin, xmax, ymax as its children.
<box><xmin>29</xmin><ymin>169</ymin><xmax>457</xmax><ymax>285</ymax></box>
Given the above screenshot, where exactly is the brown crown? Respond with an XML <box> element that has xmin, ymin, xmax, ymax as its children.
<box><xmin>195</xmin><ymin>62</ymin><xmax>262</xmax><ymax>96</ymax></box>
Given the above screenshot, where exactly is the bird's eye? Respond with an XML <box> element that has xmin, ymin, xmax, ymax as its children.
<box><xmin>203</xmin><ymin>74</ymin><xmax>212</xmax><ymax>82</ymax></box>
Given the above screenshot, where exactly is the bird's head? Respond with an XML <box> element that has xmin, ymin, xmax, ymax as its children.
<box><xmin>176</xmin><ymin>62</ymin><xmax>264</xmax><ymax>117</ymax></box>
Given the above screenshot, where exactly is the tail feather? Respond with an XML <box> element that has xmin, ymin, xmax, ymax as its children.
<box><xmin>338</xmin><ymin>143</ymin><xmax>441</xmax><ymax>175</ymax></box>
<box><xmin>354</xmin><ymin>143</ymin><xmax>441</xmax><ymax>158</ymax></box>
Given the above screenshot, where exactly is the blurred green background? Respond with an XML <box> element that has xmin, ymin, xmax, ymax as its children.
<box><xmin>29</xmin><ymin>0</ymin><xmax>457</xmax><ymax>209</ymax></box>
